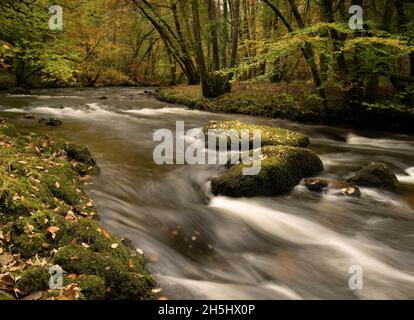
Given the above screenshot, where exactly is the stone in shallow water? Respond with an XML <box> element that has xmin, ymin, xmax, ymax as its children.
<box><xmin>346</xmin><ymin>162</ymin><xmax>399</xmax><ymax>190</ymax></box>
<box><xmin>305</xmin><ymin>178</ymin><xmax>361</xmax><ymax>198</ymax></box>
<box><xmin>211</xmin><ymin>146</ymin><xmax>324</xmax><ymax>197</ymax></box>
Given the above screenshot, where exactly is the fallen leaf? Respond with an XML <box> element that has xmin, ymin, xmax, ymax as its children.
<box><xmin>22</xmin><ymin>291</ymin><xmax>44</xmax><ymax>300</ymax></box>
<box><xmin>0</xmin><ymin>273</ymin><xmax>14</xmax><ymax>290</ymax></box>
<box><xmin>47</xmin><ymin>226</ymin><xmax>60</xmax><ymax>239</ymax></box>
<box><xmin>67</xmin><ymin>274</ymin><xmax>77</xmax><ymax>279</ymax></box>
<box><xmin>110</xmin><ymin>243</ymin><xmax>119</xmax><ymax>249</ymax></box>
<box><xmin>136</xmin><ymin>248</ymin><xmax>144</xmax><ymax>255</ymax></box>
<box><xmin>0</xmin><ymin>252</ymin><xmax>13</xmax><ymax>267</ymax></box>
<box><xmin>55</xmin><ymin>182</ymin><xmax>60</xmax><ymax>189</ymax></box>
<box><xmin>24</xmin><ymin>223</ymin><xmax>35</xmax><ymax>235</ymax></box>
<box><xmin>97</xmin><ymin>227</ymin><xmax>110</xmax><ymax>238</ymax></box>
<box><xmin>152</xmin><ymin>288</ymin><xmax>162</xmax><ymax>294</ymax></box>
<box><xmin>81</xmin><ymin>243</ymin><xmax>91</xmax><ymax>249</ymax></box>
<box><xmin>0</xmin><ymin>230</ymin><xmax>3</xmax><ymax>240</ymax></box>
<box><xmin>65</xmin><ymin>211</ymin><xmax>76</xmax><ymax>221</ymax></box>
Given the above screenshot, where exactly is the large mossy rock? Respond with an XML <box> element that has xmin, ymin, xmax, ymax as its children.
<box><xmin>346</xmin><ymin>162</ymin><xmax>399</xmax><ymax>190</ymax></box>
<box><xmin>211</xmin><ymin>146</ymin><xmax>324</xmax><ymax>197</ymax></box>
<box><xmin>0</xmin><ymin>121</ymin><xmax>155</xmax><ymax>300</ymax></box>
<box><xmin>203</xmin><ymin>120</ymin><xmax>310</xmax><ymax>148</ymax></box>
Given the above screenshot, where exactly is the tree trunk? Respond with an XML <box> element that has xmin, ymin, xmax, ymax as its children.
<box><xmin>206</xmin><ymin>0</ymin><xmax>220</xmax><ymax>71</ymax></box>
<box><xmin>222</xmin><ymin>0</ymin><xmax>229</xmax><ymax>68</ymax></box>
<box><xmin>286</xmin><ymin>0</ymin><xmax>328</xmax><ymax>120</ymax></box>
<box><xmin>192</xmin><ymin>0</ymin><xmax>230</xmax><ymax>98</ymax></box>
<box><xmin>134</xmin><ymin>0</ymin><xmax>200</xmax><ymax>85</ymax></box>
<box><xmin>228</xmin><ymin>0</ymin><xmax>240</xmax><ymax>68</ymax></box>
<box><xmin>321</xmin><ymin>0</ymin><xmax>348</xmax><ymax>82</ymax></box>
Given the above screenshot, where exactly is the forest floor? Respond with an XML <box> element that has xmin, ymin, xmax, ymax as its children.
<box><xmin>0</xmin><ymin>120</ymin><xmax>155</xmax><ymax>300</ymax></box>
<box><xmin>155</xmin><ymin>82</ymin><xmax>414</xmax><ymax>133</ymax></box>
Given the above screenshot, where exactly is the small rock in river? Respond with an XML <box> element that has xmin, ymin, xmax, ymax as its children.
<box><xmin>305</xmin><ymin>178</ymin><xmax>361</xmax><ymax>198</ymax></box>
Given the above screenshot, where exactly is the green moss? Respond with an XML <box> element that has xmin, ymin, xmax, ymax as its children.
<box><xmin>0</xmin><ymin>122</ymin><xmax>19</xmax><ymax>138</ymax></box>
<box><xmin>16</xmin><ymin>267</ymin><xmax>50</xmax><ymax>296</ymax></box>
<box><xmin>10</xmin><ymin>233</ymin><xmax>47</xmax><ymax>258</ymax></box>
<box><xmin>66</xmin><ymin>275</ymin><xmax>106</xmax><ymax>300</ymax></box>
<box><xmin>203</xmin><ymin>120</ymin><xmax>310</xmax><ymax>148</ymax></box>
<box><xmin>55</xmin><ymin>244</ymin><xmax>155</xmax><ymax>300</ymax></box>
<box><xmin>211</xmin><ymin>146</ymin><xmax>324</xmax><ymax>197</ymax></box>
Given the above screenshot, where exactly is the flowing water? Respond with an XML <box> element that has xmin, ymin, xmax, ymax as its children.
<box><xmin>1</xmin><ymin>87</ymin><xmax>414</xmax><ymax>300</ymax></box>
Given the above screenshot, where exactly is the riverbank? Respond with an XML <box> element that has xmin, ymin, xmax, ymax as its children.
<box><xmin>0</xmin><ymin>120</ymin><xmax>155</xmax><ymax>300</ymax></box>
<box><xmin>155</xmin><ymin>83</ymin><xmax>414</xmax><ymax>133</ymax></box>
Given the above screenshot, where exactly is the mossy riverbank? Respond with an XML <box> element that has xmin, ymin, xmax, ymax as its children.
<box><xmin>0</xmin><ymin>120</ymin><xmax>155</xmax><ymax>300</ymax></box>
<box><xmin>155</xmin><ymin>83</ymin><xmax>414</xmax><ymax>132</ymax></box>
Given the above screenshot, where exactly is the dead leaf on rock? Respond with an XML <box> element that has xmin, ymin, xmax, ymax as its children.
<box><xmin>110</xmin><ymin>243</ymin><xmax>119</xmax><ymax>249</ymax></box>
<box><xmin>22</xmin><ymin>291</ymin><xmax>44</xmax><ymax>300</ymax></box>
<box><xmin>97</xmin><ymin>227</ymin><xmax>110</xmax><ymax>238</ymax></box>
<box><xmin>81</xmin><ymin>242</ymin><xmax>91</xmax><ymax>249</ymax></box>
<box><xmin>0</xmin><ymin>273</ymin><xmax>14</xmax><ymax>290</ymax></box>
<box><xmin>47</xmin><ymin>226</ymin><xmax>60</xmax><ymax>239</ymax></box>
<box><xmin>24</xmin><ymin>223</ymin><xmax>35</xmax><ymax>235</ymax></box>
<box><xmin>0</xmin><ymin>252</ymin><xmax>14</xmax><ymax>267</ymax></box>
<box><xmin>65</xmin><ymin>211</ymin><xmax>76</xmax><ymax>221</ymax></box>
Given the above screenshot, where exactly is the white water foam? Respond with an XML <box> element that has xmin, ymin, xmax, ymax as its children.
<box><xmin>210</xmin><ymin>197</ymin><xmax>414</xmax><ymax>284</ymax></box>
<box><xmin>5</xmin><ymin>103</ymin><xmax>113</xmax><ymax>118</ymax></box>
<box><xmin>397</xmin><ymin>167</ymin><xmax>414</xmax><ymax>184</ymax></box>
<box><xmin>6</xmin><ymin>94</ymin><xmax>82</xmax><ymax>99</ymax></box>
<box><xmin>157</xmin><ymin>275</ymin><xmax>302</xmax><ymax>300</ymax></box>
<box><xmin>122</xmin><ymin>107</ymin><xmax>204</xmax><ymax>116</ymax></box>
<box><xmin>347</xmin><ymin>133</ymin><xmax>413</xmax><ymax>151</ymax></box>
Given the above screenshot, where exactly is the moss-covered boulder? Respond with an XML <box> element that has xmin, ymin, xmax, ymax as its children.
<box><xmin>64</xmin><ymin>143</ymin><xmax>95</xmax><ymax>166</ymax></box>
<box><xmin>64</xmin><ymin>142</ymin><xmax>100</xmax><ymax>176</ymax></box>
<box><xmin>55</xmin><ymin>244</ymin><xmax>154</xmax><ymax>300</ymax></box>
<box><xmin>203</xmin><ymin>120</ymin><xmax>310</xmax><ymax>148</ymax></box>
<box><xmin>346</xmin><ymin>162</ymin><xmax>399</xmax><ymax>190</ymax></box>
<box><xmin>0</xmin><ymin>120</ymin><xmax>155</xmax><ymax>300</ymax></box>
<box><xmin>211</xmin><ymin>146</ymin><xmax>324</xmax><ymax>197</ymax></box>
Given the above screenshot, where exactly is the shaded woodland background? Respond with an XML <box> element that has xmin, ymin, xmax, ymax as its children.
<box><xmin>0</xmin><ymin>0</ymin><xmax>413</xmax><ymax>109</ymax></box>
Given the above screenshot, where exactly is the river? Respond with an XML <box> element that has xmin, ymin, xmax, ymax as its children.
<box><xmin>1</xmin><ymin>87</ymin><xmax>413</xmax><ymax>300</ymax></box>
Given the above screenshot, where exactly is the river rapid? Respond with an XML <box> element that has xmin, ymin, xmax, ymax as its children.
<box><xmin>1</xmin><ymin>87</ymin><xmax>413</xmax><ymax>300</ymax></box>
